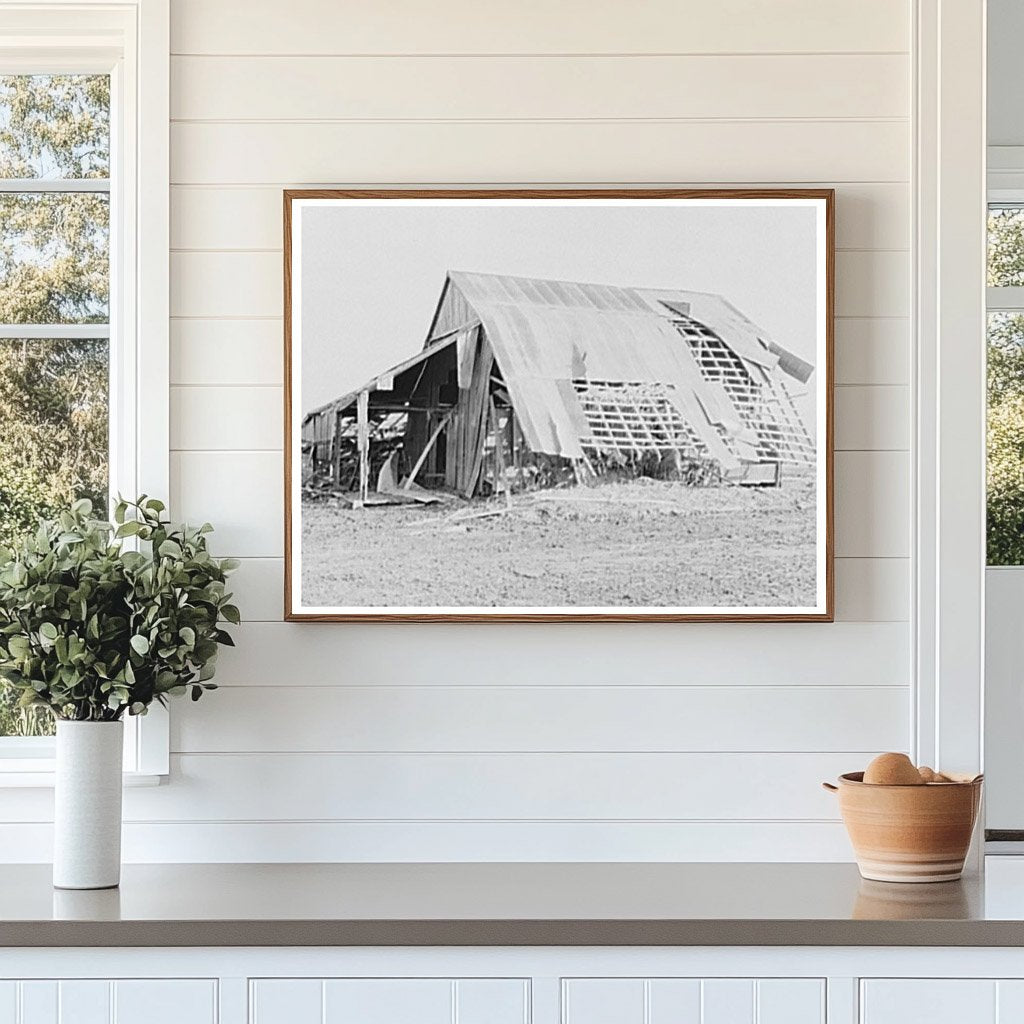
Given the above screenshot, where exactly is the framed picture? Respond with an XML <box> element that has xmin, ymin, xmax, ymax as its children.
<box><xmin>284</xmin><ymin>189</ymin><xmax>833</xmax><ymax>622</ymax></box>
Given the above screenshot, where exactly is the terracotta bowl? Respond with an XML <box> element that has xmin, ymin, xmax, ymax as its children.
<box><xmin>823</xmin><ymin>772</ymin><xmax>983</xmax><ymax>883</ymax></box>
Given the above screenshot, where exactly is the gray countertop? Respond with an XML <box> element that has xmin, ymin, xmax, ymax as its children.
<box><xmin>3</xmin><ymin>861</ymin><xmax>1023</xmax><ymax>947</ymax></box>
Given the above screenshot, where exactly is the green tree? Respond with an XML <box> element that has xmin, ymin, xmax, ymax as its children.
<box><xmin>988</xmin><ymin>313</ymin><xmax>1024</xmax><ymax>408</ymax></box>
<box><xmin>987</xmin><ymin>210</ymin><xmax>1024</xmax><ymax>565</ymax></box>
<box><xmin>989</xmin><ymin>208</ymin><xmax>1024</xmax><ymax>289</ymax></box>
<box><xmin>988</xmin><ymin>395</ymin><xmax>1024</xmax><ymax>565</ymax></box>
<box><xmin>0</xmin><ymin>75</ymin><xmax>110</xmax><ymax>735</ymax></box>
<box><xmin>0</xmin><ymin>339</ymin><xmax>108</xmax><ymax>535</ymax></box>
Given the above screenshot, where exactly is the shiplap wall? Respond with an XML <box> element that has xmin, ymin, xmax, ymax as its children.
<box><xmin>2</xmin><ymin>0</ymin><xmax>915</xmax><ymax>861</ymax></box>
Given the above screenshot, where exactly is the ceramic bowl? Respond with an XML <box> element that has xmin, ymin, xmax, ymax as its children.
<box><xmin>823</xmin><ymin>771</ymin><xmax>983</xmax><ymax>883</ymax></box>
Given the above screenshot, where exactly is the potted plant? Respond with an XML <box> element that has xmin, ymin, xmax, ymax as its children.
<box><xmin>0</xmin><ymin>497</ymin><xmax>239</xmax><ymax>889</ymax></box>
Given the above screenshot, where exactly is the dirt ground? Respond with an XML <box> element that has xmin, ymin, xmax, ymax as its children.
<box><xmin>300</xmin><ymin>477</ymin><xmax>818</xmax><ymax>610</ymax></box>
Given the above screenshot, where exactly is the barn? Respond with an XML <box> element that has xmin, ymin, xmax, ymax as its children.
<box><xmin>301</xmin><ymin>271</ymin><xmax>816</xmax><ymax>502</ymax></box>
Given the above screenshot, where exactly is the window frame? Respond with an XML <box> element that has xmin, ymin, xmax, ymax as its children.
<box><xmin>0</xmin><ymin>0</ymin><xmax>169</xmax><ymax>783</ymax></box>
<box><xmin>987</xmin><ymin>198</ymin><xmax>1024</xmax><ymax>315</ymax></box>
<box><xmin>983</xmin><ymin>193</ymin><xmax>1024</xmax><ymax>839</ymax></box>
<box><xmin>985</xmin><ymin>196</ymin><xmax>1024</xmax><ymax>583</ymax></box>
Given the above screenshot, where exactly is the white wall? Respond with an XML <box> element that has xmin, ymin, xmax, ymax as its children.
<box><xmin>3</xmin><ymin>0</ymin><xmax>915</xmax><ymax>862</ymax></box>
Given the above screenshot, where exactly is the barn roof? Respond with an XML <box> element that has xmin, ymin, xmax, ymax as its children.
<box><xmin>431</xmin><ymin>271</ymin><xmax>811</xmax><ymax>378</ymax></box>
<box><xmin>424</xmin><ymin>271</ymin><xmax>811</xmax><ymax>461</ymax></box>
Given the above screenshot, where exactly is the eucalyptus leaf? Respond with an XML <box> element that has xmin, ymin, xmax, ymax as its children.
<box><xmin>0</xmin><ymin>496</ymin><xmax>238</xmax><ymax>722</ymax></box>
<box><xmin>220</xmin><ymin>604</ymin><xmax>241</xmax><ymax>626</ymax></box>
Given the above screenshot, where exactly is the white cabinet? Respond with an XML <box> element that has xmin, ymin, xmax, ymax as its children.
<box><xmin>562</xmin><ymin>978</ymin><xmax>825</xmax><ymax>1024</ymax></box>
<box><xmin>0</xmin><ymin>980</ymin><xmax>216</xmax><ymax>1024</ymax></box>
<box><xmin>10</xmin><ymin>950</ymin><xmax>1024</xmax><ymax>1024</ymax></box>
<box><xmin>249</xmin><ymin>978</ymin><xmax>529</xmax><ymax>1024</ymax></box>
<box><xmin>252</xmin><ymin>976</ymin><xmax>824</xmax><ymax>1024</ymax></box>
<box><xmin>861</xmin><ymin>980</ymin><xmax>1024</xmax><ymax>1024</ymax></box>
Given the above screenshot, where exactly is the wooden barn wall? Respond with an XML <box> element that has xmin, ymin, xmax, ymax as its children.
<box><xmin>2</xmin><ymin>0</ymin><xmax>913</xmax><ymax>861</ymax></box>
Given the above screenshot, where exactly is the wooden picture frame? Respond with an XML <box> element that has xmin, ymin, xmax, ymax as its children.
<box><xmin>284</xmin><ymin>189</ymin><xmax>834</xmax><ymax>622</ymax></box>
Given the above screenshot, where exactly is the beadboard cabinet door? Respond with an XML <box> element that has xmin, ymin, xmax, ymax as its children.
<box><xmin>860</xmin><ymin>979</ymin><xmax>1024</xmax><ymax>1024</ymax></box>
<box><xmin>249</xmin><ymin>978</ymin><xmax>529</xmax><ymax>1024</ymax></box>
<box><xmin>0</xmin><ymin>979</ymin><xmax>217</xmax><ymax>1024</ymax></box>
<box><xmin>562</xmin><ymin>978</ymin><xmax>825</xmax><ymax>1024</ymax></box>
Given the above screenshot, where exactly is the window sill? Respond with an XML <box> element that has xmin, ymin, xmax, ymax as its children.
<box><xmin>0</xmin><ymin>767</ymin><xmax>165</xmax><ymax>788</ymax></box>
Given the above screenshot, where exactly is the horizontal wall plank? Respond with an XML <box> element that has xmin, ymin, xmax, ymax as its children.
<box><xmin>0</xmin><ymin>820</ymin><xmax>856</xmax><ymax>863</ymax></box>
<box><xmin>833</xmin><ymin>557</ymin><xmax>909</xmax><ymax>622</ymax></box>
<box><xmin>173</xmin><ymin>448</ymin><xmax>906</xmax><ymax>560</ymax></box>
<box><xmin>227</xmin><ymin>556</ymin><xmax>909</xmax><ymax>624</ymax></box>
<box><xmin>171</xmin><ymin>54</ymin><xmax>909</xmax><ymax>121</ymax></box>
<box><xmin>171</xmin><ymin>385</ymin><xmax>282</xmax><ymax>450</ymax></box>
<box><xmin>171</xmin><ymin>684</ymin><xmax>909</xmax><ymax>753</ymax></box>
<box><xmin>834</xmin><ymin>451</ymin><xmax>910</xmax><ymax>558</ymax></box>
<box><xmin>168</xmin><ymin>384</ymin><xmax>905</xmax><ymax>453</ymax></box>
<box><xmin>225</xmin><ymin>557</ymin><xmax>284</xmax><ymax>620</ymax></box>
<box><xmin>834</xmin><ymin>385</ymin><xmax>909</xmax><ymax>450</ymax></box>
<box><xmin>170</xmin><ymin>0</ymin><xmax>910</xmax><ymax>56</ymax></box>
<box><xmin>2</xmin><ymin>751</ymin><xmax>866</xmax><ymax>825</ymax></box>
<box><xmin>171</xmin><ymin>252</ymin><xmax>279</xmax><ymax>317</ymax></box>
<box><xmin>834</xmin><ymin>318</ymin><xmax>909</xmax><ymax>385</ymax></box>
<box><xmin>171</xmin><ymin>451</ymin><xmax>282</xmax><ymax>556</ymax></box>
<box><xmin>210</xmin><ymin>621</ymin><xmax>910</xmax><ymax>687</ymax></box>
<box><xmin>170</xmin><ymin>121</ymin><xmax>909</xmax><ymax>185</ymax></box>
<box><xmin>171</xmin><ymin>250</ymin><xmax>908</xmax><ymax>319</ymax></box>
<box><xmin>171</xmin><ymin>184</ymin><xmax>910</xmax><ymax>252</ymax></box>
<box><xmin>171</xmin><ymin>319</ymin><xmax>283</xmax><ymax>386</ymax></box>
<box><xmin>835</xmin><ymin>251</ymin><xmax>909</xmax><ymax>318</ymax></box>
<box><xmin>171</xmin><ymin>188</ymin><xmax>284</xmax><ymax>251</ymax></box>
<box><xmin>117</xmin><ymin>752</ymin><xmax>862</xmax><ymax>821</ymax></box>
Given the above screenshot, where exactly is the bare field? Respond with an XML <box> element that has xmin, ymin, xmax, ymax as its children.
<box><xmin>300</xmin><ymin>478</ymin><xmax>817</xmax><ymax>610</ymax></box>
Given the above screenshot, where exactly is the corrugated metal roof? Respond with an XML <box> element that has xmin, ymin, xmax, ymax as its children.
<box><xmin>442</xmin><ymin>273</ymin><xmax>808</xmax><ymax>380</ymax></box>
<box><xmin>444</xmin><ymin>272</ymin><xmax>771</xmax><ymax>463</ymax></box>
<box><xmin>638</xmin><ymin>288</ymin><xmax>782</xmax><ymax>371</ymax></box>
<box><xmin>447</xmin><ymin>270</ymin><xmax>661</xmax><ymax>322</ymax></box>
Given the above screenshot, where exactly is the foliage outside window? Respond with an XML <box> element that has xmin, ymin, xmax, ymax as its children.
<box><xmin>0</xmin><ymin>75</ymin><xmax>110</xmax><ymax>736</ymax></box>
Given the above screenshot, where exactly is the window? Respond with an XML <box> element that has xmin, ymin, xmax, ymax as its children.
<box><xmin>0</xmin><ymin>2</ymin><xmax>169</xmax><ymax>778</ymax></box>
<box><xmin>987</xmin><ymin>205</ymin><xmax>1024</xmax><ymax>565</ymax></box>
<box><xmin>0</xmin><ymin>74</ymin><xmax>111</xmax><ymax>738</ymax></box>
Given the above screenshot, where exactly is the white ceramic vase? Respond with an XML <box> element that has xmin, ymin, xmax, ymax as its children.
<box><xmin>53</xmin><ymin>720</ymin><xmax>124</xmax><ymax>890</ymax></box>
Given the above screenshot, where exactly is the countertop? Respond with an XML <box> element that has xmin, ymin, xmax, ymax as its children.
<box><xmin>5</xmin><ymin>861</ymin><xmax>1024</xmax><ymax>947</ymax></box>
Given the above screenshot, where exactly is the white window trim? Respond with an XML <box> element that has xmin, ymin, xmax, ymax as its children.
<box><xmin>914</xmin><ymin>0</ymin><xmax>987</xmax><ymax>806</ymax></box>
<box><xmin>0</xmin><ymin>0</ymin><xmax>169</xmax><ymax>783</ymax></box>
<box><xmin>983</xmin><ymin>174</ymin><xmax>1024</xmax><ymax>842</ymax></box>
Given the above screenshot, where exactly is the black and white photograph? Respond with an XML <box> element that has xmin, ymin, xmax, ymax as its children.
<box><xmin>285</xmin><ymin>190</ymin><xmax>833</xmax><ymax>621</ymax></box>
